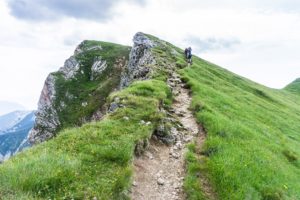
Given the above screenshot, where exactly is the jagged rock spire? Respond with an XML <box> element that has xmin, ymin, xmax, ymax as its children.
<box><xmin>120</xmin><ymin>32</ymin><xmax>156</xmax><ymax>88</ymax></box>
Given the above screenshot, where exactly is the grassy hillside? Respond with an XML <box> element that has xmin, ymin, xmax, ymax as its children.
<box><xmin>177</xmin><ymin>56</ymin><xmax>300</xmax><ymax>199</ymax></box>
<box><xmin>0</xmin><ymin>80</ymin><xmax>171</xmax><ymax>199</ymax></box>
<box><xmin>284</xmin><ymin>78</ymin><xmax>300</xmax><ymax>95</ymax></box>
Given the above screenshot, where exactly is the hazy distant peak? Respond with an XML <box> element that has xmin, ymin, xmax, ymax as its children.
<box><xmin>0</xmin><ymin>101</ymin><xmax>25</xmax><ymax>116</ymax></box>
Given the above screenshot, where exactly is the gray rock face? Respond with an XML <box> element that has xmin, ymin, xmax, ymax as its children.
<box><xmin>120</xmin><ymin>32</ymin><xmax>156</xmax><ymax>88</ymax></box>
<box><xmin>58</xmin><ymin>56</ymin><xmax>80</xmax><ymax>80</ymax></box>
<box><xmin>74</xmin><ymin>41</ymin><xmax>102</xmax><ymax>55</ymax></box>
<box><xmin>28</xmin><ymin>74</ymin><xmax>60</xmax><ymax>144</ymax></box>
<box><xmin>90</xmin><ymin>57</ymin><xmax>107</xmax><ymax>81</ymax></box>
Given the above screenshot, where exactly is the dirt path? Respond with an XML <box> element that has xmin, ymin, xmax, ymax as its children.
<box><xmin>130</xmin><ymin>73</ymin><xmax>206</xmax><ymax>200</ymax></box>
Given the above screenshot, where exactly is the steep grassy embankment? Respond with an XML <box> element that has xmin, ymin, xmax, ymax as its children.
<box><xmin>177</xmin><ymin>55</ymin><xmax>300</xmax><ymax>199</ymax></box>
<box><xmin>0</xmin><ymin>80</ymin><xmax>171</xmax><ymax>199</ymax></box>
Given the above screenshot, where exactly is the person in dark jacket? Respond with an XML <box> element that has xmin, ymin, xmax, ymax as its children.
<box><xmin>184</xmin><ymin>47</ymin><xmax>192</xmax><ymax>64</ymax></box>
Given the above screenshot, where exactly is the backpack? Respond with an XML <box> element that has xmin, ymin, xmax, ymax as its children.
<box><xmin>187</xmin><ymin>50</ymin><xmax>192</xmax><ymax>59</ymax></box>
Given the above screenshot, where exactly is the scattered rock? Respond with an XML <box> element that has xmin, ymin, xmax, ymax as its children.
<box><xmin>170</xmin><ymin>127</ymin><xmax>178</xmax><ymax>136</ymax></box>
<box><xmin>176</xmin><ymin>111</ymin><xmax>186</xmax><ymax>117</ymax></box>
<box><xmin>183</xmin><ymin>136</ymin><xmax>193</xmax><ymax>143</ymax></box>
<box><xmin>132</xmin><ymin>181</ymin><xmax>138</xmax><ymax>187</ymax></box>
<box><xmin>81</xmin><ymin>102</ymin><xmax>88</xmax><ymax>107</ymax></box>
<box><xmin>108</xmin><ymin>102</ymin><xmax>119</xmax><ymax>113</ymax></box>
<box><xmin>160</xmin><ymin>135</ymin><xmax>175</xmax><ymax>145</ymax></box>
<box><xmin>175</xmin><ymin>142</ymin><xmax>183</xmax><ymax>149</ymax></box>
<box><xmin>151</xmin><ymin>135</ymin><xmax>158</xmax><ymax>141</ymax></box>
<box><xmin>157</xmin><ymin>178</ymin><xmax>165</xmax><ymax>185</ymax></box>
<box><xmin>146</xmin><ymin>121</ymin><xmax>152</xmax><ymax>126</ymax></box>
<box><xmin>169</xmin><ymin>108</ymin><xmax>176</xmax><ymax>113</ymax></box>
<box><xmin>123</xmin><ymin>116</ymin><xmax>129</xmax><ymax>120</ymax></box>
<box><xmin>145</xmin><ymin>152</ymin><xmax>154</xmax><ymax>160</ymax></box>
<box><xmin>91</xmin><ymin>110</ymin><xmax>104</xmax><ymax>121</ymax></box>
<box><xmin>170</xmin><ymin>152</ymin><xmax>180</xmax><ymax>159</ymax></box>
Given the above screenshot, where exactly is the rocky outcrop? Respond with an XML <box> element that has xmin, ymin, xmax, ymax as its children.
<box><xmin>74</xmin><ymin>41</ymin><xmax>102</xmax><ymax>55</ymax></box>
<box><xmin>29</xmin><ymin>33</ymin><xmax>156</xmax><ymax>144</ymax></box>
<box><xmin>29</xmin><ymin>40</ymin><xmax>130</xmax><ymax>144</ymax></box>
<box><xmin>29</xmin><ymin>43</ymin><xmax>104</xmax><ymax>144</ymax></box>
<box><xmin>90</xmin><ymin>57</ymin><xmax>107</xmax><ymax>81</ymax></box>
<box><xmin>28</xmin><ymin>74</ymin><xmax>60</xmax><ymax>144</ymax></box>
<box><xmin>58</xmin><ymin>56</ymin><xmax>80</xmax><ymax>80</ymax></box>
<box><xmin>120</xmin><ymin>32</ymin><xmax>156</xmax><ymax>88</ymax></box>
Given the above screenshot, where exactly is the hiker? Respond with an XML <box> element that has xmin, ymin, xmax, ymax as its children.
<box><xmin>184</xmin><ymin>48</ymin><xmax>189</xmax><ymax>58</ymax></box>
<box><xmin>184</xmin><ymin>47</ymin><xmax>192</xmax><ymax>64</ymax></box>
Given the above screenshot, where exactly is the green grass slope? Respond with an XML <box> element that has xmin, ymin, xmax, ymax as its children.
<box><xmin>0</xmin><ymin>80</ymin><xmax>171</xmax><ymax>199</ymax></box>
<box><xmin>284</xmin><ymin>78</ymin><xmax>300</xmax><ymax>95</ymax></box>
<box><xmin>178</xmin><ymin>57</ymin><xmax>300</xmax><ymax>199</ymax></box>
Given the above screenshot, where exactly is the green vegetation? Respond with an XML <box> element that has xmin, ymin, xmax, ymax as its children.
<box><xmin>0</xmin><ymin>80</ymin><xmax>171</xmax><ymax>199</ymax></box>
<box><xmin>54</xmin><ymin>41</ymin><xmax>130</xmax><ymax>129</ymax></box>
<box><xmin>284</xmin><ymin>78</ymin><xmax>300</xmax><ymax>95</ymax></box>
<box><xmin>184</xmin><ymin>142</ymin><xmax>208</xmax><ymax>200</ymax></box>
<box><xmin>179</xmin><ymin>55</ymin><xmax>300</xmax><ymax>199</ymax></box>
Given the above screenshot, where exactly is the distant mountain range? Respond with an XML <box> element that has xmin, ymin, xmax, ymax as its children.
<box><xmin>0</xmin><ymin>110</ymin><xmax>35</xmax><ymax>162</ymax></box>
<box><xmin>0</xmin><ymin>101</ymin><xmax>26</xmax><ymax>116</ymax></box>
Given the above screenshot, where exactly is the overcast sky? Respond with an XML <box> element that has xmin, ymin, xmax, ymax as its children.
<box><xmin>0</xmin><ymin>0</ymin><xmax>300</xmax><ymax>114</ymax></box>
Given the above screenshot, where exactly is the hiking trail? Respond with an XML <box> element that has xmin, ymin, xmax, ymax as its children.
<box><xmin>130</xmin><ymin>72</ymin><xmax>214</xmax><ymax>200</ymax></box>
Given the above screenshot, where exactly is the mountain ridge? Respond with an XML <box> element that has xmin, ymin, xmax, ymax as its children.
<box><xmin>0</xmin><ymin>110</ymin><xmax>33</xmax><ymax>133</ymax></box>
<box><xmin>0</xmin><ymin>110</ymin><xmax>34</xmax><ymax>162</ymax></box>
<box><xmin>0</xmin><ymin>32</ymin><xmax>299</xmax><ymax>199</ymax></box>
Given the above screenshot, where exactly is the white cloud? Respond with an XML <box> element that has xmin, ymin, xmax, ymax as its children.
<box><xmin>0</xmin><ymin>0</ymin><xmax>300</xmax><ymax>113</ymax></box>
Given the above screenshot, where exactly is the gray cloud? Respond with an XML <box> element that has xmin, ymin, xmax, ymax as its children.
<box><xmin>186</xmin><ymin>36</ymin><xmax>240</xmax><ymax>53</ymax></box>
<box><xmin>7</xmin><ymin>0</ymin><xmax>145</xmax><ymax>21</ymax></box>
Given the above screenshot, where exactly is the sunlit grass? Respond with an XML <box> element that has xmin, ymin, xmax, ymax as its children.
<box><xmin>180</xmin><ymin>55</ymin><xmax>300</xmax><ymax>200</ymax></box>
<box><xmin>0</xmin><ymin>80</ymin><xmax>171</xmax><ymax>199</ymax></box>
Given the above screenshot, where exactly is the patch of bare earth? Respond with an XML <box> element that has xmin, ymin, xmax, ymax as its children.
<box><xmin>130</xmin><ymin>73</ymin><xmax>215</xmax><ymax>200</ymax></box>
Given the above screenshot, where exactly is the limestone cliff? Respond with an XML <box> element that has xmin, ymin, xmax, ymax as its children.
<box><xmin>29</xmin><ymin>40</ymin><xmax>130</xmax><ymax>144</ymax></box>
<box><xmin>28</xmin><ymin>74</ymin><xmax>60</xmax><ymax>143</ymax></box>
<box><xmin>29</xmin><ymin>32</ymin><xmax>179</xmax><ymax>144</ymax></box>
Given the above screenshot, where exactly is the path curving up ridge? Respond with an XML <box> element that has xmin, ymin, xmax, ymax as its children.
<box><xmin>130</xmin><ymin>72</ymin><xmax>212</xmax><ymax>200</ymax></box>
